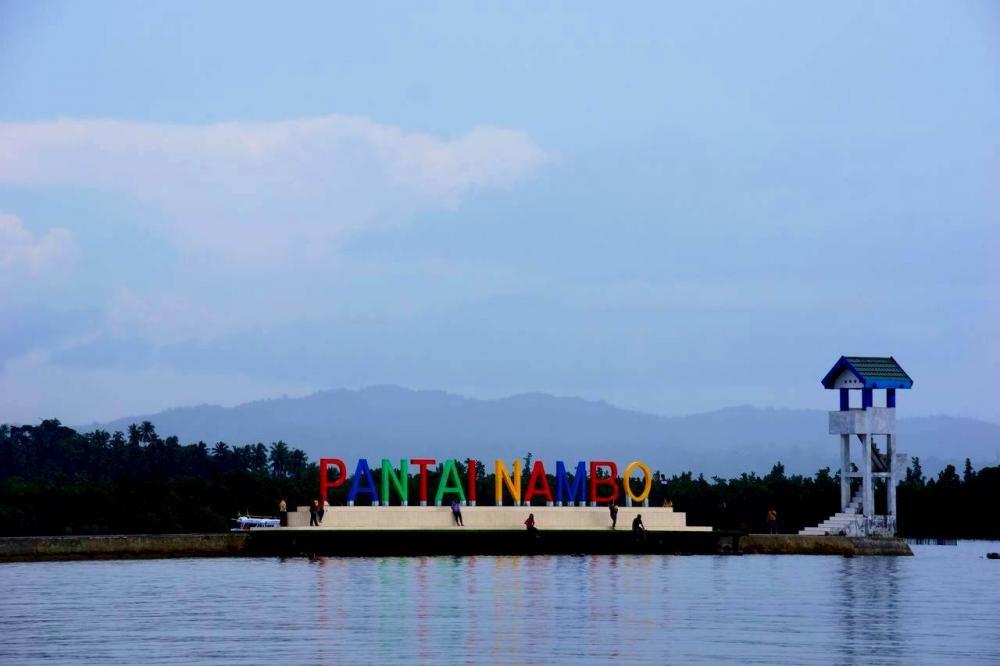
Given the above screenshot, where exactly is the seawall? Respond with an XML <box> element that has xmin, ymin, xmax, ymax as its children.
<box><xmin>739</xmin><ymin>534</ymin><xmax>913</xmax><ymax>556</ymax></box>
<box><xmin>0</xmin><ymin>534</ymin><xmax>249</xmax><ymax>562</ymax></box>
<box><xmin>0</xmin><ymin>531</ymin><xmax>912</xmax><ymax>561</ymax></box>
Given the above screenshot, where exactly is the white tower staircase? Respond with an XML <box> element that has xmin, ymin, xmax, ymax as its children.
<box><xmin>799</xmin><ymin>489</ymin><xmax>863</xmax><ymax>536</ymax></box>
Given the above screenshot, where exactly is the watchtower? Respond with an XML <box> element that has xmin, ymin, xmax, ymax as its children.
<box><xmin>801</xmin><ymin>356</ymin><xmax>913</xmax><ymax>536</ymax></box>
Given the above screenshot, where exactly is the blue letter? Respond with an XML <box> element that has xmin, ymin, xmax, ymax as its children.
<box><xmin>347</xmin><ymin>458</ymin><xmax>380</xmax><ymax>506</ymax></box>
<box><xmin>555</xmin><ymin>460</ymin><xmax>588</xmax><ymax>505</ymax></box>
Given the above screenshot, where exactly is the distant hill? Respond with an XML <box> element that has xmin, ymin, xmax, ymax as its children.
<box><xmin>86</xmin><ymin>386</ymin><xmax>1000</xmax><ymax>477</ymax></box>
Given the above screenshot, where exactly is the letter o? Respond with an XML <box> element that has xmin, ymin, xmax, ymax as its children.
<box><xmin>623</xmin><ymin>461</ymin><xmax>652</xmax><ymax>504</ymax></box>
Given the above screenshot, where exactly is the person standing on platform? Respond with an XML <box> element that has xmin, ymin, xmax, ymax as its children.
<box><xmin>451</xmin><ymin>499</ymin><xmax>464</xmax><ymax>526</ymax></box>
<box><xmin>632</xmin><ymin>513</ymin><xmax>646</xmax><ymax>542</ymax></box>
<box><xmin>609</xmin><ymin>501</ymin><xmax>619</xmax><ymax>529</ymax></box>
<box><xmin>767</xmin><ymin>508</ymin><xmax>778</xmax><ymax>534</ymax></box>
<box><xmin>318</xmin><ymin>499</ymin><xmax>325</xmax><ymax>525</ymax></box>
<box><xmin>278</xmin><ymin>498</ymin><xmax>287</xmax><ymax>527</ymax></box>
<box><xmin>658</xmin><ymin>474</ymin><xmax>669</xmax><ymax>506</ymax></box>
<box><xmin>309</xmin><ymin>499</ymin><xmax>319</xmax><ymax>527</ymax></box>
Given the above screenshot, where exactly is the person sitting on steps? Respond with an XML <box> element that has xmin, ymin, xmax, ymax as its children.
<box><xmin>525</xmin><ymin>513</ymin><xmax>540</xmax><ymax>538</ymax></box>
<box><xmin>632</xmin><ymin>513</ymin><xmax>646</xmax><ymax>542</ymax></box>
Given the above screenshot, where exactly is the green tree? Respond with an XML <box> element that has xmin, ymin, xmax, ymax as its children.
<box><xmin>937</xmin><ymin>464</ymin><xmax>960</xmax><ymax>487</ymax></box>
<box><xmin>906</xmin><ymin>457</ymin><xmax>925</xmax><ymax>486</ymax></box>
<box><xmin>138</xmin><ymin>421</ymin><xmax>157</xmax><ymax>444</ymax></box>
<box><xmin>963</xmin><ymin>458</ymin><xmax>976</xmax><ymax>483</ymax></box>
<box><xmin>269</xmin><ymin>441</ymin><xmax>291</xmax><ymax>478</ymax></box>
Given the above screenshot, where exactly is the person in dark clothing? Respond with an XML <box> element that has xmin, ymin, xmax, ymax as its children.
<box><xmin>525</xmin><ymin>513</ymin><xmax>539</xmax><ymax>538</ymax></box>
<box><xmin>309</xmin><ymin>499</ymin><xmax>319</xmax><ymax>527</ymax></box>
<box><xmin>609</xmin><ymin>501</ymin><xmax>619</xmax><ymax>529</ymax></box>
<box><xmin>632</xmin><ymin>513</ymin><xmax>646</xmax><ymax>542</ymax></box>
<box><xmin>451</xmin><ymin>499</ymin><xmax>464</xmax><ymax>526</ymax></box>
<box><xmin>317</xmin><ymin>500</ymin><xmax>325</xmax><ymax>525</ymax></box>
<box><xmin>767</xmin><ymin>508</ymin><xmax>778</xmax><ymax>534</ymax></box>
<box><xmin>278</xmin><ymin>498</ymin><xmax>288</xmax><ymax>527</ymax></box>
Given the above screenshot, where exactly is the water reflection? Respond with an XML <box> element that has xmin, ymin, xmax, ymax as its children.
<box><xmin>0</xmin><ymin>543</ymin><xmax>998</xmax><ymax>664</ymax></box>
<box><xmin>836</xmin><ymin>556</ymin><xmax>903</xmax><ymax>665</ymax></box>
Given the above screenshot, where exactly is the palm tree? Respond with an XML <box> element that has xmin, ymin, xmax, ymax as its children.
<box><xmin>127</xmin><ymin>424</ymin><xmax>141</xmax><ymax>448</ymax></box>
<box><xmin>269</xmin><ymin>441</ymin><xmax>291</xmax><ymax>478</ymax></box>
<box><xmin>252</xmin><ymin>443</ymin><xmax>269</xmax><ymax>474</ymax></box>
<box><xmin>212</xmin><ymin>441</ymin><xmax>230</xmax><ymax>459</ymax></box>
<box><xmin>138</xmin><ymin>421</ymin><xmax>157</xmax><ymax>444</ymax></box>
<box><xmin>233</xmin><ymin>445</ymin><xmax>253</xmax><ymax>471</ymax></box>
<box><xmin>288</xmin><ymin>449</ymin><xmax>308</xmax><ymax>478</ymax></box>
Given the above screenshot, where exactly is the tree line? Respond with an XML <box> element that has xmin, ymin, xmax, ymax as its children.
<box><xmin>0</xmin><ymin>419</ymin><xmax>316</xmax><ymax>535</ymax></box>
<box><xmin>1</xmin><ymin>420</ymin><xmax>997</xmax><ymax>538</ymax></box>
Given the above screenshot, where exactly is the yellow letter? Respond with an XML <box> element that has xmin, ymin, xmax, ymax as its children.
<box><xmin>494</xmin><ymin>459</ymin><xmax>522</xmax><ymax>505</ymax></box>
<box><xmin>623</xmin><ymin>461</ymin><xmax>652</xmax><ymax>504</ymax></box>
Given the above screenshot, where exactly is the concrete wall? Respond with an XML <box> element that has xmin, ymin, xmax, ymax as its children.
<box><xmin>739</xmin><ymin>534</ymin><xmax>912</xmax><ymax>556</ymax></box>
<box><xmin>286</xmin><ymin>505</ymin><xmax>710</xmax><ymax>531</ymax></box>
<box><xmin>0</xmin><ymin>533</ymin><xmax>249</xmax><ymax>562</ymax></box>
<box><xmin>829</xmin><ymin>407</ymin><xmax>895</xmax><ymax>435</ymax></box>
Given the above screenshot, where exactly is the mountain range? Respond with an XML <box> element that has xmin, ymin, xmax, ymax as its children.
<box><xmin>87</xmin><ymin>385</ymin><xmax>1000</xmax><ymax>477</ymax></box>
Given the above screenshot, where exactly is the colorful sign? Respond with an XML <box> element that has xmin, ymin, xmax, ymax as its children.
<box><xmin>319</xmin><ymin>458</ymin><xmax>653</xmax><ymax>507</ymax></box>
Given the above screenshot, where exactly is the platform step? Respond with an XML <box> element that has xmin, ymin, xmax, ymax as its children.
<box><xmin>284</xmin><ymin>505</ymin><xmax>712</xmax><ymax>531</ymax></box>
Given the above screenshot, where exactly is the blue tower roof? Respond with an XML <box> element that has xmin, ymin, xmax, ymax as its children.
<box><xmin>821</xmin><ymin>356</ymin><xmax>913</xmax><ymax>390</ymax></box>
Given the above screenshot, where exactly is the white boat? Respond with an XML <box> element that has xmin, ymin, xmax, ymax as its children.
<box><xmin>231</xmin><ymin>514</ymin><xmax>280</xmax><ymax>531</ymax></box>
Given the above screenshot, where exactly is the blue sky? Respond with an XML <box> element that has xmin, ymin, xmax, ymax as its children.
<box><xmin>1</xmin><ymin>2</ymin><xmax>998</xmax><ymax>424</ymax></box>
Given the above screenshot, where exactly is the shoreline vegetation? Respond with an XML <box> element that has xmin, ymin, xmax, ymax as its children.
<box><xmin>1</xmin><ymin>420</ymin><xmax>997</xmax><ymax>539</ymax></box>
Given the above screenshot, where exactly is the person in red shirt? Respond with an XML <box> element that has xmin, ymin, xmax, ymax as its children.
<box><xmin>524</xmin><ymin>513</ymin><xmax>538</xmax><ymax>537</ymax></box>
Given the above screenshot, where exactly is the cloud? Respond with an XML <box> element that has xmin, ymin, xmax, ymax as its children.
<box><xmin>0</xmin><ymin>304</ymin><xmax>98</xmax><ymax>368</ymax></box>
<box><xmin>0</xmin><ymin>213</ymin><xmax>77</xmax><ymax>278</ymax></box>
<box><xmin>0</xmin><ymin>116</ymin><xmax>548</xmax><ymax>261</ymax></box>
<box><xmin>0</xmin><ymin>116</ymin><xmax>548</xmax><ymax>353</ymax></box>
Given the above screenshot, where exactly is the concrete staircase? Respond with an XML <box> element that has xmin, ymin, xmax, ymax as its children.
<box><xmin>799</xmin><ymin>490</ymin><xmax>863</xmax><ymax>536</ymax></box>
<box><xmin>284</xmin><ymin>505</ymin><xmax>711</xmax><ymax>531</ymax></box>
<box><xmin>870</xmin><ymin>440</ymin><xmax>889</xmax><ymax>473</ymax></box>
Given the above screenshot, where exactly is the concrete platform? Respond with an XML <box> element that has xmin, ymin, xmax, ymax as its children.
<box><xmin>286</xmin><ymin>505</ymin><xmax>711</xmax><ymax>531</ymax></box>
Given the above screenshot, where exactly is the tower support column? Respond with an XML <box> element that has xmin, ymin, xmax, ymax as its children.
<box><xmin>840</xmin><ymin>434</ymin><xmax>850</xmax><ymax>511</ymax></box>
<box><xmin>861</xmin><ymin>434</ymin><xmax>873</xmax><ymax>521</ymax></box>
<box><xmin>887</xmin><ymin>433</ymin><xmax>897</xmax><ymax>519</ymax></box>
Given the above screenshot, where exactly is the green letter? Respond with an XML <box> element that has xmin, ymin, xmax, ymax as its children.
<box><xmin>381</xmin><ymin>458</ymin><xmax>409</xmax><ymax>506</ymax></box>
<box><xmin>434</xmin><ymin>459</ymin><xmax>466</xmax><ymax>506</ymax></box>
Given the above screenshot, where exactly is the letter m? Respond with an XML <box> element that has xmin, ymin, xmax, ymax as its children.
<box><xmin>555</xmin><ymin>461</ymin><xmax>588</xmax><ymax>506</ymax></box>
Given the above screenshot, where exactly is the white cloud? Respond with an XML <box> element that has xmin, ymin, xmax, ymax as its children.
<box><xmin>0</xmin><ymin>116</ymin><xmax>548</xmax><ymax>261</ymax></box>
<box><xmin>0</xmin><ymin>116</ymin><xmax>547</xmax><ymax>347</ymax></box>
<box><xmin>0</xmin><ymin>213</ymin><xmax>77</xmax><ymax>278</ymax></box>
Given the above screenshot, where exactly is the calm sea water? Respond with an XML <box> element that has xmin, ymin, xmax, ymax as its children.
<box><xmin>1</xmin><ymin>541</ymin><xmax>998</xmax><ymax>665</ymax></box>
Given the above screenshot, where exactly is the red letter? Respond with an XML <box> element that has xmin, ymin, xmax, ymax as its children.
<box><xmin>467</xmin><ymin>458</ymin><xmax>478</xmax><ymax>505</ymax></box>
<box><xmin>589</xmin><ymin>461</ymin><xmax>620</xmax><ymax>505</ymax></box>
<box><xmin>524</xmin><ymin>460</ymin><xmax>554</xmax><ymax>504</ymax></box>
<box><xmin>319</xmin><ymin>458</ymin><xmax>347</xmax><ymax>503</ymax></box>
<box><xmin>411</xmin><ymin>458</ymin><xmax>436</xmax><ymax>506</ymax></box>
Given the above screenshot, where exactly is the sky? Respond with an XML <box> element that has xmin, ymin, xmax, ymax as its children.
<box><xmin>1</xmin><ymin>1</ymin><xmax>999</xmax><ymax>425</ymax></box>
